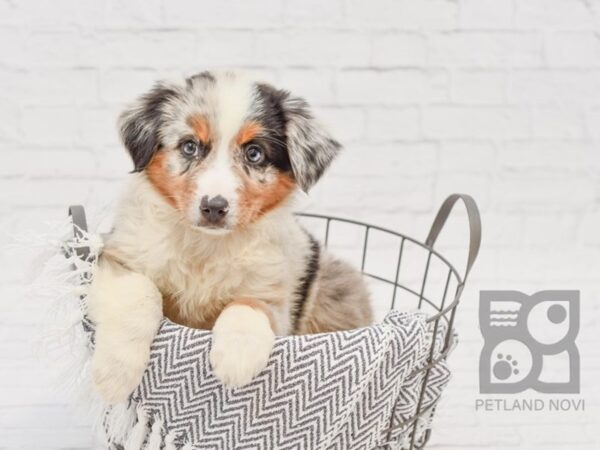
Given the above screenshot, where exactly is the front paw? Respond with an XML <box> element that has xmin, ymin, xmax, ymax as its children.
<box><xmin>209</xmin><ymin>305</ymin><xmax>275</xmax><ymax>388</ymax></box>
<box><xmin>92</xmin><ymin>345</ymin><xmax>149</xmax><ymax>404</ymax></box>
<box><xmin>86</xmin><ymin>260</ymin><xmax>163</xmax><ymax>404</ymax></box>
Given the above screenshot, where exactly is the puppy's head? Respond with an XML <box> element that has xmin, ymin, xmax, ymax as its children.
<box><xmin>119</xmin><ymin>71</ymin><xmax>340</xmax><ymax>234</ymax></box>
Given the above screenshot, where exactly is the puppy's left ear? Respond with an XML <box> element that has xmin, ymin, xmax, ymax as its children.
<box><xmin>281</xmin><ymin>95</ymin><xmax>342</xmax><ymax>192</ymax></box>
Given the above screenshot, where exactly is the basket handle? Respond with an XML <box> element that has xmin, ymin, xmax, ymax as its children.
<box><xmin>425</xmin><ymin>194</ymin><xmax>481</xmax><ymax>281</ymax></box>
<box><xmin>68</xmin><ymin>204</ymin><xmax>91</xmax><ymax>261</ymax></box>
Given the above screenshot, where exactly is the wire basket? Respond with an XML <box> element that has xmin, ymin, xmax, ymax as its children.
<box><xmin>297</xmin><ymin>194</ymin><xmax>481</xmax><ymax>449</ymax></box>
<box><xmin>67</xmin><ymin>193</ymin><xmax>481</xmax><ymax>449</ymax></box>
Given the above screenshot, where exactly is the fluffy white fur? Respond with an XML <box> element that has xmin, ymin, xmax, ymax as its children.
<box><xmin>210</xmin><ymin>304</ymin><xmax>276</xmax><ymax>387</ymax></box>
<box><xmin>87</xmin><ymin>257</ymin><xmax>163</xmax><ymax>404</ymax></box>
<box><xmin>88</xmin><ymin>175</ymin><xmax>310</xmax><ymax>402</ymax></box>
<box><xmin>110</xmin><ymin>174</ymin><xmax>310</xmax><ymax>326</ymax></box>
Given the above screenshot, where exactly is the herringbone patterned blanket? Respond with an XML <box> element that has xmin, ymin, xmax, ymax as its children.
<box><xmin>100</xmin><ymin>311</ymin><xmax>451</xmax><ymax>450</ymax></box>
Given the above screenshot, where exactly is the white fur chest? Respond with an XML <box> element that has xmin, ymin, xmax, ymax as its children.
<box><xmin>107</xmin><ymin>176</ymin><xmax>309</xmax><ymax>321</ymax></box>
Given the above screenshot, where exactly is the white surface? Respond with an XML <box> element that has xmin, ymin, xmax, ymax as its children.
<box><xmin>0</xmin><ymin>0</ymin><xmax>599</xmax><ymax>449</ymax></box>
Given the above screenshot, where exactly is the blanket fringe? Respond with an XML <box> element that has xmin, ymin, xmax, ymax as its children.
<box><xmin>104</xmin><ymin>401</ymin><xmax>137</xmax><ymax>445</ymax></box>
<box><xmin>24</xmin><ymin>212</ymin><xmax>183</xmax><ymax>450</ymax></box>
<box><xmin>21</xmin><ymin>216</ymin><xmax>110</xmax><ymax>440</ymax></box>
<box><xmin>144</xmin><ymin>416</ymin><xmax>164</xmax><ymax>450</ymax></box>
<box><xmin>164</xmin><ymin>432</ymin><xmax>179</xmax><ymax>450</ymax></box>
<box><xmin>124</xmin><ymin>406</ymin><xmax>149</xmax><ymax>450</ymax></box>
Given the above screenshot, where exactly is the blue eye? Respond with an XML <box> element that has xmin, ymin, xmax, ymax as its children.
<box><xmin>181</xmin><ymin>141</ymin><xmax>199</xmax><ymax>157</ymax></box>
<box><xmin>245</xmin><ymin>144</ymin><xmax>265</xmax><ymax>164</ymax></box>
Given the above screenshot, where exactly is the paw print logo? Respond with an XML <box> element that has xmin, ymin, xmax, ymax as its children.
<box><xmin>486</xmin><ymin>339</ymin><xmax>531</xmax><ymax>386</ymax></box>
<box><xmin>493</xmin><ymin>354</ymin><xmax>518</xmax><ymax>380</ymax></box>
<box><xmin>479</xmin><ymin>291</ymin><xmax>579</xmax><ymax>394</ymax></box>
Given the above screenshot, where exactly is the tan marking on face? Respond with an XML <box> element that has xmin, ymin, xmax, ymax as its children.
<box><xmin>187</xmin><ymin>115</ymin><xmax>212</xmax><ymax>144</ymax></box>
<box><xmin>146</xmin><ymin>150</ymin><xmax>196</xmax><ymax>212</ymax></box>
<box><xmin>237</xmin><ymin>171</ymin><xmax>296</xmax><ymax>227</ymax></box>
<box><xmin>235</xmin><ymin>121</ymin><xmax>263</xmax><ymax>147</ymax></box>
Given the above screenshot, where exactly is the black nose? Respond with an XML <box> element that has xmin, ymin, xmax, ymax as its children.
<box><xmin>200</xmin><ymin>195</ymin><xmax>229</xmax><ymax>223</ymax></box>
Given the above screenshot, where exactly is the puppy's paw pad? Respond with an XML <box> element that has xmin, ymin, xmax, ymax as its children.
<box><xmin>209</xmin><ymin>332</ymin><xmax>274</xmax><ymax>388</ymax></box>
<box><xmin>92</xmin><ymin>352</ymin><xmax>146</xmax><ymax>404</ymax></box>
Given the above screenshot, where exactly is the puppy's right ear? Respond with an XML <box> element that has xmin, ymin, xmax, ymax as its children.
<box><xmin>118</xmin><ymin>83</ymin><xmax>179</xmax><ymax>172</ymax></box>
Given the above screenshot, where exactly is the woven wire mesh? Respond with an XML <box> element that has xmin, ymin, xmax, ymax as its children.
<box><xmin>297</xmin><ymin>209</ymin><xmax>473</xmax><ymax>449</ymax></box>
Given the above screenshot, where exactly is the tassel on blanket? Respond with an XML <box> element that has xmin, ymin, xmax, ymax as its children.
<box><xmin>164</xmin><ymin>432</ymin><xmax>179</xmax><ymax>450</ymax></box>
<box><xmin>124</xmin><ymin>406</ymin><xmax>149</xmax><ymax>450</ymax></box>
<box><xmin>144</xmin><ymin>417</ymin><xmax>164</xmax><ymax>450</ymax></box>
<box><xmin>104</xmin><ymin>401</ymin><xmax>137</xmax><ymax>445</ymax></box>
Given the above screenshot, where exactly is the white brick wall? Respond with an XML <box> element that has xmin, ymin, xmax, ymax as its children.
<box><xmin>1</xmin><ymin>0</ymin><xmax>599</xmax><ymax>448</ymax></box>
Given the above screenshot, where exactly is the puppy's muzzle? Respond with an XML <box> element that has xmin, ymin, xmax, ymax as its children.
<box><xmin>200</xmin><ymin>195</ymin><xmax>229</xmax><ymax>224</ymax></box>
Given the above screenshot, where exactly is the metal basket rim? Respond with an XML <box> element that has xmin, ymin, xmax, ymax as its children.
<box><xmin>295</xmin><ymin>212</ymin><xmax>464</xmax><ymax>285</ymax></box>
